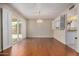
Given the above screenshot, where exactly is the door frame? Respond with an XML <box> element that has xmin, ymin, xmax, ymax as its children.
<box><xmin>0</xmin><ymin>8</ymin><xmax>3</xmax><ymax>52</ymax></box>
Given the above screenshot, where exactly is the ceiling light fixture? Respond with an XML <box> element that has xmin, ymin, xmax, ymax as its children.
<box><xmin>36</xmin><ymin>8</ymin><xmax>43</xmax><ymax>23</ymax></box>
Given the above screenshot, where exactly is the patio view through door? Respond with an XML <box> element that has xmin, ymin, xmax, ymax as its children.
<box><xmin>11</xmin><ymin>18</ymin><xmax>22</xmax><ymax>44</ymax></box>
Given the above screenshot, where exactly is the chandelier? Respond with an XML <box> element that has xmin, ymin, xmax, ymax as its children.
<box><xmin>36</xmin><ymin>5</ymin><xmax>43</xmax><ymax>23</ymax></box>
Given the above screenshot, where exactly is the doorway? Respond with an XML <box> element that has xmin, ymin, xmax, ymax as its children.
<box><xmin>11</xmin><ymin>18</ymin><xmax>22</xmax><ymax>44</ymax></box>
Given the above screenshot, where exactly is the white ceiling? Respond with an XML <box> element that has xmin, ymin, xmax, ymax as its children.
<box><xmin>10</xmin><ymin>3</ymin><xmax>72</xmax><ymax>20</ymax></box>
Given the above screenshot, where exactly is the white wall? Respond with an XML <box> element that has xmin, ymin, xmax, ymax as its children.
<box><xmin>52</xmin><ymin>18</ymin><xmax>66</xmax><ymax>44</ymax></box>
<box><xmin>0</xmin><ymin>4</ymin><xmax>27</xmax><ymax>50</ymax></box>
<box><xmin>53</xmin><ymin>29</ymin><xmax>66</xmax><ymax>44</ymax></box>
<box><xmin>52</xmin><ymin>4</ymin><xmax>79</xmax><ymax>52</ymax></box>
<box><xmin>3</xmin><ymin>8</ymin><xmax>11</xmax><ymax>49</ymax></box>
<box><xmin>52</xmin><ymin>4</ymin><xmax>74</xmax><ymax>45</ymax></box>
<box><xmin>27</xmin><ymin>19</ymin><xmax>53</xmax><ymax>38</ymax></box>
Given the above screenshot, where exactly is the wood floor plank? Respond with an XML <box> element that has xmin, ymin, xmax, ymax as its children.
<box><xmin>0</xmin><ymin>38</ymin><xmax>78</xmax><ymax>56</ymax></box>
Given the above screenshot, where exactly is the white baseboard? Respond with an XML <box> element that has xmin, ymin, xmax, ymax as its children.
<box><xmin>27</xmin><ymin>36</ymin><xmax>53</xmax><ymax>39</ymax></box>
<box><xmin>53</xmin><ymin>37</ymin><xmax>66</xmax><ymax>44</ymax></box>
<box><xmin>75</xmin><ymin>49</ymin><xmax>79</xmax><ymax>53</ymax></box>
<box><xmin>3</xmin><ymin>44</ymin><xmax>12</xmax><ymax>51</ymax></box>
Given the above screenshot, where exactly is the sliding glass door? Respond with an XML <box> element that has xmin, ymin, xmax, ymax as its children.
<box><xmin>11</xmin><ymin>18</ymin><xmax>22</xmax><ymax>44</ymax></box>
<box><xmin>11</xmin><ymin>19</ymin><xmax>18</xmax><ymax>43</ymax></box>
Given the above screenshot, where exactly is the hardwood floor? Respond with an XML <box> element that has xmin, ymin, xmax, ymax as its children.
<box><xmin>0</xmin><ymin>38</ymin><xmax>78</xmax><ymax>56</ymax></box>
